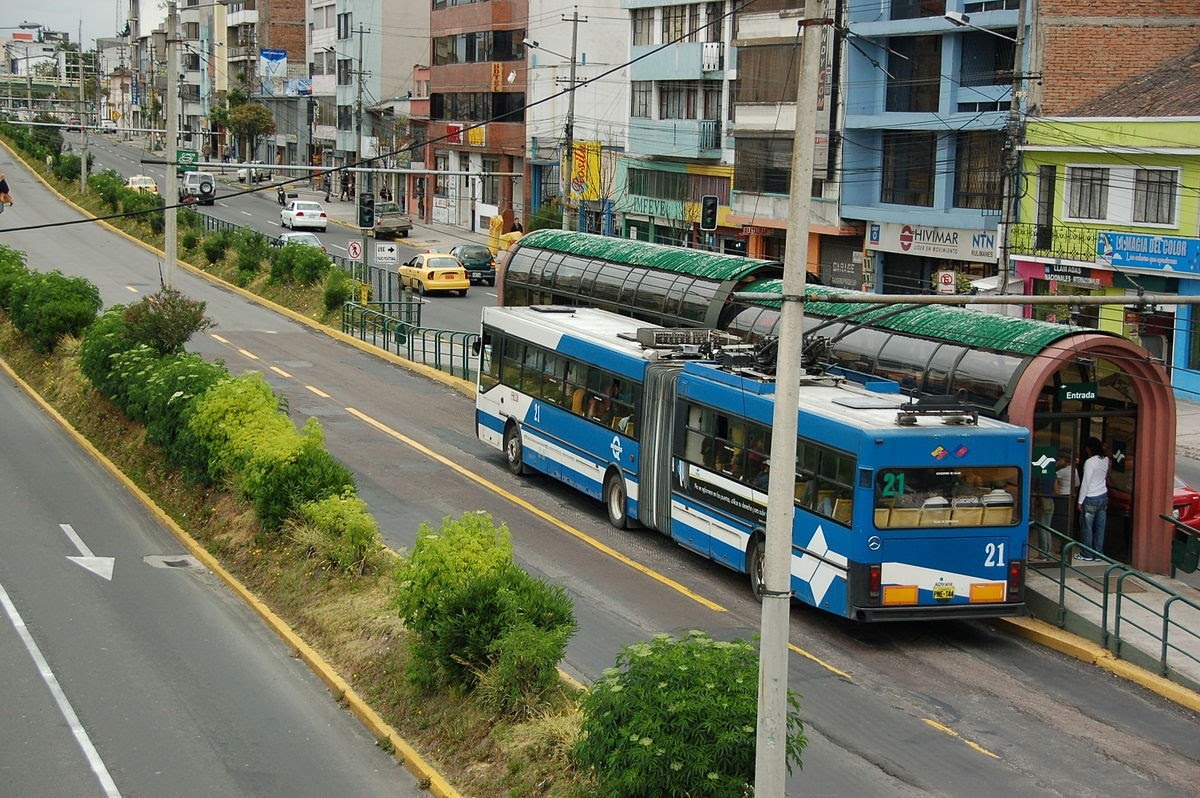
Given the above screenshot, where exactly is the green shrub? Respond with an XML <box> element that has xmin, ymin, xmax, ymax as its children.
<box><xmin>30</xmin><ymin>116</ymin><xmax>63</xmax><ymax>156</ymax></box>
<box><xmin>181</xmin><ymin>230</ymin><xmax>200</xmax><ymax>251</ymax></box>
<box><xmin>186</xmin><ymin>372</ymin><xmax>293</xmax><ymax>480</ymax></box>
<box><xmin>477</xmin><ymin>621</ymin><xmax>573</xmax><ymax>719</ymax></box>
<box><xmin>0</xmin><ymin>245</ymin><xmax>30</xmax><ymax>309</ymax></box>
<box><xmin>107</xmin><ymin>344</ymin><xmax>161</xmax><ymax>420</ymax></box>
<box><xmin>271</xmin><ymin>242</ymin><xmax>331</xmax><ymax>286</ymax></box>
<box><xmin>178</xmin><ymin>207</ymin><xmax>203</xmax><ymax>230</ymax></box>
<box><xmin>122</xmin><ymin>288</ymin><xmax>213</xmax><ymax>355</ymax></box>
<box><xmin>79</xmin><ymin>307</ymin><xmax>136</xmax><ymax>397</ymax></box>
<box><xmin>322</xmin><ymin>268</ymin><xmax>355</xmax><ymax>312</ymax></box>
<box><xmin>292</xmin><ymin>493</ymin><xmax>382</xmax><ymax>574</ymax></box>
<box><xmin>138</xmin><ymin>353</ymin><xmax>227</xmax><ymax>454</ymax></box>
<box><xmin>120</xmin><ymin>189</ymin><xmax>165</xmax><ymax>233</ymax></box>
<box><xmin>233</xmin><ymin>227</ymin><xmax>270</xmax><ymax>276</ymax></box>
<box><xmin>88</xmin><ymin>170</ymin><xmax>125</xmax><ymax>211</ymax></box>
<box><xmin>54</xmin><ymin>153</ymin><xmax>82</xmax><ymax>182</ymax></box>
<box><xmin>202</xmin><ymin>231</ymin><xmax>232</xmax><ymax>264</ymax></box>
<box><xmin>239</xmin><ymin>418</ymin><xmax>356</xmax><ymax>530</ymax></box>
<box><xmin>574</xmin><ymin>631</ymin><xmax>807</xmax><ymax>797</ymax></box>
<box><xmin>7</xmin><ymin>270</ymin><xmax>103</xmax><ymax>353</ymax></box>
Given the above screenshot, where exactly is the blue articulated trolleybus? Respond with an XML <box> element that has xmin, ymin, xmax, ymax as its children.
<box><xmin>476</xmin><ymin>305</ymin><xmax>1030</xmax><ymax>621</ymax></box>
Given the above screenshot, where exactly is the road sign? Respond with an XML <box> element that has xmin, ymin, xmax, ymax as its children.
<box><xmin>177</xmin><ymin>148</ymin><xmax>200</xmax><ymax>173</ymax></box>
<box><xmin>375</xmin><ymin>241</ymin><xmax>399</xmax><ymax>266</ymax></box>
<box><xmin>347</xmin><ymin>240</ymin><xmax>363</xmax><ymax>261</ymax></box>
<box><xmin>935</xmin><ymin>270</ymin><xmax>956</xmax><ymax>294</ymax></box>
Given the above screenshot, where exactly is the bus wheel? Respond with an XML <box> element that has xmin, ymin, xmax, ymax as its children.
<box><xmin>604</xmin><ymin>471</ymin><xmax>628</xmax><ymax>529</ymax></box>
<box><xmin>504</xmin><ymin>425</ymin><xmax>526</xmax><ymax>476</ymax></box>
<box><xmin>747</xmin><ymin>536</ymin><xmax>766</xmax><ymax>602</ymax></box>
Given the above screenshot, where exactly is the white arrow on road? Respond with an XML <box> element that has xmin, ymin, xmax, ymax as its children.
<box><xmin>59</xmin><ymin>524</ymin><xmax>114</xmax><ymax>581</ymax></box>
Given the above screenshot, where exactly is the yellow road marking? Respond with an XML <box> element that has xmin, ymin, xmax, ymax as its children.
<box><xmin>306</xmin><ymin>385</ymin><xmax>331</xmax><ymax>398</ymax></box>
<box><xmin>346</xmin><ymin>407</ymin><xmax>726</xmax><ymax>613</ymax></box>
<box><xmin>237</xmin><ymin>348</ymin><xmax>259</xmax><ymax>361</ymax></box>
<box><xmin>788</xmin><ymin>643</ymin><xmax>852</xmax><ymax>680</ymax></box>
<box><xmin>210</xmin><ymin>333</ymin><xmax>230</xmax><ymax>344</ymax></box>
<box><xmin>270</xmin><ymin>366</ymin><xmax>293</xmax><ymax>378</ymax></box>
<box><xmin>125</xmin><ymin>285</ymin><xmax>139</xmax><ymax>293</ymax></box>
<box><xmin>922</xmin><ymin>718</ymin><xmax>1000</xmax><ymax>759</ymax></box>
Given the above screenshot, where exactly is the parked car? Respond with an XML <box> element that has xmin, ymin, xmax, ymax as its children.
<box><xmin>280</xmin><ymin>199</ymin><xmax>328</xmax><ymax>232</ymax></box>
<box><xmin>371</xmin><ymin>201</ymin><xmax>412</xmax><ymax>239</ymax></box>
<box><xmin>100</xmin><ymin>118</ymin><xmax>118</xmax><ymax>132</ymax></box>
<box><xmin>178</xmin><ymin>171</ymin><xmax>217</xmax><ymax>205</ymax></box>
<box><xmin>65</xmin><ymin>117</ymin><xmax>81</xmax><ymax>131</ymax></box>
<box><xmin>125</xmin><ymin>175</ymin><xmax>159</xmax><ymax>196</ymax></box>
<box><xmin>448</xmin><ymin>244</ymin><xmax>497</xmax><ymax>286</ymax></box>
<box><xmin>398</xmin><ymin>252</ymin><xmax>470</xmax><ymax>296</ymax></box>
<box><xmin>237</xmin><ymin>160</ymin><xmax>271</xmax><ymax>183</ymax></box>
<box><xmin>276</xmin><ymin>230</ymin><xmax>327</xmax><ymax>253</ymax></box>
<box><xmin>1173</xmin><ymin>476</ymin><xmax>1200</xmax><ymax>527</ymax></box>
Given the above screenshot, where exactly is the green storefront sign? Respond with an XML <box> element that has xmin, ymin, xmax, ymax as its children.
<box><xmin>1058</xmin><ymin>382</ymin><xmax>1098</xmax><ymax>402</ymax></box>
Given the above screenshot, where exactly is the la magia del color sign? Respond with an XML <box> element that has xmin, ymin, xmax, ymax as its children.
<box><xmin>1097</xmin><ymin>231</ymin><xmax>1200</xmax><ymax>274</ymax></box>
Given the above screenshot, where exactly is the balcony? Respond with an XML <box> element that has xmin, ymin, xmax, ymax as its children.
<box><xmin>628</xmin><ymin>117</ymin><xmax>723</xmax><ymax>160</ymax></box>
<box><xmin>631</xmin><ymin>42</ymin><xmax>725</xmax><ymax>81</ymax></box>
<box><xmin>1009</xmin><ymin>222</ymin><xmax>1098</xmax><ymax>263</ymax></box>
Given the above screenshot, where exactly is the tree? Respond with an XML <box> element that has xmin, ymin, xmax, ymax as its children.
<box><xmin>227</xmin><ymin>102</ymin><xmax>275</xmax><ymax>161</ymax></box>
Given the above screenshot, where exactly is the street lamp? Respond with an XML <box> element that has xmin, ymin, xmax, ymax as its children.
<box><xmin>524</xmin><ymin>24</ymin><xmax>579</xmax><ymax>232</ymax></box>
<box><xmin>943</xmin><ymin>12</ymin><xmax>1018</xmax><ymax>43</ymax></box>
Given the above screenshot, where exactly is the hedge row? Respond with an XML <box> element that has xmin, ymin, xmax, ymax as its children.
<box><xmin>0</xmin><ymin>247</ymin><xmax>101</xmax><ymax>353</ymax></box>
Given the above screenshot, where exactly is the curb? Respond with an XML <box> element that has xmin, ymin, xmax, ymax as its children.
<box><xmin>996</xmin><ymin>616</ymin><xmax>1200</xmax><ymax>714</ymax></box>
<box><xmin>2</xmin><ymin>139</ymin><xmax>466</xmax><ymax>795</ymax></box>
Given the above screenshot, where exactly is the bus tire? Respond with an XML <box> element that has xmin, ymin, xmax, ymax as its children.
<box><xmin>504</xmin><ymin>424</ymin><xmax>527</xmax><ymax>476</ymax></box>
<box><xmin>604</xmin><ymin>471</ymin><xmax>629</xmax><ymax>529</ymax></box>
<box><xmin>747</xmin><ymin>535</ymin><xmax>766</xmax><ymax>602</ymax></box>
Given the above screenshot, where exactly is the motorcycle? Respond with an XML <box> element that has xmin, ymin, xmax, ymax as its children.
<box><xmin>277</xmin><ymin>185</ymin><xmax>286</xmax><ymax>206</ymax></box>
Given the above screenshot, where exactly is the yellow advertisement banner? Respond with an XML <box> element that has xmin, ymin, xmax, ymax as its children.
<box><xmin>569</xmin><ymin>141</ymin><xmax>601</xmax><ymax>201</ymax></box>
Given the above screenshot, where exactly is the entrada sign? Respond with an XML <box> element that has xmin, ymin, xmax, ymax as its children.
<box><xmin>1058</xmin><ymin>382</ymin><xmax>1097</xmax><ymax>402</ymax></box>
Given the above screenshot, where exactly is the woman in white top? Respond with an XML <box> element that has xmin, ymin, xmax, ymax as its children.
<box><xmin>1076</xmin><ymin>437</ymin><xmax>1109</xmax><ymax>561</ymax></box>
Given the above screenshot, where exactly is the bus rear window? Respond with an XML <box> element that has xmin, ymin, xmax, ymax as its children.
<box><xmin>874</xmin><ymin>467</ymin><xmax>1020</xmax><ymax>528</ymax></box>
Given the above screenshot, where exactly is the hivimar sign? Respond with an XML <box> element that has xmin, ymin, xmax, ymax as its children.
<box><xmin>867</xmin><ymin>221</ymin><xmax>998</xmax><ymax>263</ymax></box>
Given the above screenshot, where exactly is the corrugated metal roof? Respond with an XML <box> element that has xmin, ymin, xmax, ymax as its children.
<box><xmin>515</xmin><ymin>230</ymin><xmax>780</xmax><ymax>282</ymax></box>
<box><xmin>740</xmin><ymin>280</ymin><xmax>1090</xmax><ymax>356</ymax></box>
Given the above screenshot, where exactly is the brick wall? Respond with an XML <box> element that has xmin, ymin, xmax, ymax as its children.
<box><xmin>1035</xmin><ymin>0</ymin><xmax>1200</xmax><ymax>113</ymax></box>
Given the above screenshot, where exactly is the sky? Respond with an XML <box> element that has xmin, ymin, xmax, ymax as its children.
<box><xmin>7</xmin><ymin>1</ymin><xmax>166</xmax><ymax>48</ymax></box>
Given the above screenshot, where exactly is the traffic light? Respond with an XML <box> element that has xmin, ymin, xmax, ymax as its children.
<box><xmin>700</xmin><ymin>194</ymin><xmax>718</xmax><ymax>231</ymax></box>
<box><xmin>358</xmin><ymin>193</ymin><xmax>375</xmax><ymax>229</ymax></box>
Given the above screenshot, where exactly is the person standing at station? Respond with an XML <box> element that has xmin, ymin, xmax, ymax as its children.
<box><xmin>1076</xmin><ymin>437</ymin><xmax>1109</xmax><ymax>561</ymax></box>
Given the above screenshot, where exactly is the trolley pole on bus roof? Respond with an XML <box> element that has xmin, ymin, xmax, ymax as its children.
<box><xmin>755</xmin><ymin>1</ymin><xmax>827</xmax><ymax>794</ymax></box>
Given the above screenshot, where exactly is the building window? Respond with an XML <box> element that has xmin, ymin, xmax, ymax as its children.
<box><xmin>1132</xmin><ymin>169</ymin><xmax>1177</xmax><ymax>225</ymax></box>
<box><xmin>336</xmin><ymin>58</ymin><xmax>352</xmax><ymax>86</ymax></box>
<box><xmin>1066</xmin><ymin>167</ymin><xmax>1108</xmax><ymax>220</ymax></box>
<box><xmin>890</xmin><ymin>0</ymin><xmax>945</xmax><ymax>19</ymax></box>
<box><xmin>881</xmin><ymin>131</ymin><xmax>937</xmax><ymax>206</ymax></box>
<box><xmin>886</xmin><ymin>36</ymin><xmax>941</xmax><ymax>112</ymax></box>
<box><xmin>953</xmin><ymin>131</ymin><xmax>1003</xmax><ymax>210</ymax></box>
<box><xmin>660</xmin><ymin>81</ymin><xmax>698</xmax><ymax>119</ymax></box>
<box><xmin>337</xmin><ymin>104</ymin><xmax>352</xmax><ymax>130</ymax></box>
<box><xmin>632</xmin><ymin>8</ymin><xmax>654</xmax><ymax>45</ymax></box>
<box><xmin>705</xmin><ymin>2</ymin><xmax>724</xmax><ymax>42</ymax></box>
<box><xmin>336</xmin><ymin>12</ymin><xmax>352</xmax><ymax>40</ymax></box>
<box><xmin>540</xmin><ymin>162</ymin><xmax>560</xmax><ymax>199</ymax></box>
<box><xmin>735</xmin><ymin>44</ymin><xmax>798</xmax><ymax>104</ymax></box>
<box><xmin>733</xmin><ymin>137</ymin><xmax>791</xmax><ymax>195</ymax></box>
<box><xmin>481</xmin><ymin>155</ymin><xmax>501</xmax><ymax>204</ymax></box>
<box><xmin>631</xmin><ymin>81</ymin><xmax>652</xmax><ymax>118</ymax></box>
<box><xmin>686</xmin><ymin>4</ymin><xmax>703</xmax><ymax>42</ymax></box>
<box><xmin>959</xmin><ymin>30</ymin><xmax>1015</xmax><ymax>87</ymax></box>
<box><xmin>662</xmin><ymin>5</ymin><xmax>687</xmax><ymax>42</ymax></box>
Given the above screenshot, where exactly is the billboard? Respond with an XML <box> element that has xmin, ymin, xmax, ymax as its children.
<box><xmin>259</xmin><ymin>48</ymin><xmax>287</xmax><ymax>96</ymax></box>
<box><xmin>569</xmin><ymin>141</ymin><xmax>601</xmax><ymax>202</ymax></box>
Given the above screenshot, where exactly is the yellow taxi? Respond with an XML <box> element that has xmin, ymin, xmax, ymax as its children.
<box><xmin>398</xmin><ymin>252</ymin><xmax>471</xmax><ymax>296</ymax></box>
<box><xmin>125</xmin><ymin>175</ymin><xmax>159</xmax><ymax>195</ymax></box>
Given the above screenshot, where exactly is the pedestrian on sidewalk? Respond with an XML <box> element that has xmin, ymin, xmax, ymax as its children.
<box><xmin>0</xmin><ymin>173</ymin><xmax>14</xmax><ymax>212</ymax></box>
<box><xmin>1076</xmin><ymin>437</ymin><xmax>1109</xmax><ymax>561</ymax></box>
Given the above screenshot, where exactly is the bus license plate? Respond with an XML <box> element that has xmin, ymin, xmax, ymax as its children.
<box><xmin>933</xmin><ymin>581</ymin><xmax>955</xmax><ymax>601</ymax></box>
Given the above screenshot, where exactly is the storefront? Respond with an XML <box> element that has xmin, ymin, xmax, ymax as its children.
<box><xmin>865</xmin><ymin>221</ymin><xmax>999</xmax><ymax>294</ymax></box>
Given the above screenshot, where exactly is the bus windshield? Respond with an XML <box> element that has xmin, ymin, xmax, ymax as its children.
<box><xmin>875</xmin><ymin>467</ymin><xmax>1021</xmax><ymax>528</ymax></box>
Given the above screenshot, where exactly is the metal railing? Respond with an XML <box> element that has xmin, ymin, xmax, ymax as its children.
<box><xmin>1009</xmin><ymin>222</ymin><xmax>1099</xmax><ymax>262</ymax></box>
<box><xmin>1030</xmin><ymin>522</ymin><xmax>1200</xmax><ymax>681</ymax></box>
<box><xmin>341</xmin><ymin>302</ymin><xmax>477</xmax><ymax>381</ymax></box>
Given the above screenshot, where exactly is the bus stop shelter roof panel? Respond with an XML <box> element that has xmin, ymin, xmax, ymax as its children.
<box><xmin>517</xmin><ymin>230</ymin><xmax>780</xmax><ymax>282</ymax></box>
<box><xmin>740</xmin><ymin>280</ymin><xmax>1089</xmax><ymax>357</ymax></box>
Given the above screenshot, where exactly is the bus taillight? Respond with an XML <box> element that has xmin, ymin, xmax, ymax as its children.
<box><xmin>868</xmin><ymin>564</ymin><xmax>882</xmax><ymax>604</ymax></box>
<box><xmin>1007</xmin><ymin>559</ymin><xmax>1024</xmax><ymax>597</ymax></box>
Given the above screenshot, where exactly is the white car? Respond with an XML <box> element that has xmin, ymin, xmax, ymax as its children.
<box><xmin>280</xmin><ymin>200</ymin><xmax>328</xmax><ymax>232</ymax></box>
<box><xmin>237</xmin><ymin>160</ymin><xmax>271</xmax><ymax>183</ymax></box>
<box><xmin>100</xmin><ymin>118</ymin><xmax>118</xmax><ymax>132</ymax></box>
<box><xmin>276</xmin><ymin>231</ymin><xmax>327</xmax><ymax>252</ymax></box>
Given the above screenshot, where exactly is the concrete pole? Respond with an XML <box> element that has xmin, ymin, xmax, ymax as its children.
<box><xmin>356</xmin><ymin>23</ymin><xmax>369</xmax><ymax>283</ymax></box>
<box><xmin>997</xmin><ymin>0</ymin><xmax>1026</xmax><ymax>296</ymax></box>
<box><xmin>560</xmin><ymin>8</ymin><xmax>579</xmax><ymax>232</ymax></box>
<box><xmin>78</xmin><ymin>21</ymin><xmax>88</xmax><ymax>193</ymax></box>
<box><xmin>754</xmin><ymin>2</ymin><xmax>826</xmax><ymax>795</ymax></box>
<box><xmin>164</xmin><ymin>0</ymin><xmax>179</xmax><ymax>288</ymax></box>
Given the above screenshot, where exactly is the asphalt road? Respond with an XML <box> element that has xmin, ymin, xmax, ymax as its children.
<box><xmin>3</xmin><ymin>141</ymin><xmax>1199</xmax><ymax>796</ymax></box>
<box><xmin>83</xmin><ymin>136</ymin><xmax>490</xmax><ymax>334</ymax></box>
<box><xmin>0</xmin><ymin>367</ymin><xmax>425</xmax><ymax>796</ymax></box>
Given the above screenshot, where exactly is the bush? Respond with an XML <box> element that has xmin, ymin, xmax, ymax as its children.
<box><xmin>136</xmin><ymin>353</ymin><xmax>227</xmax><ymax>454</ymax></box>
<box><xmin>79</xmin><ymin>307</ymin><xmax>137</xmax><ymax>397</ymax></box>
<box><xmin>573</xmin><ymin>631</ymin><xmax>807</xmax><ymax>797</ymax></box>
<box><xmin>178</xmin><ymin>207</ymin><xmax>203</xmax><ymax>230</ymax></box>
<box><xmin>271</xmin><ymin>243</ymin><xmax>331</xmax><ymax>286</ymax></box>
<box><xmin>120</xmin><ymin>189</ymin><xmax>165</xmax><ymax>234</ymax></box>
<box><xmin>88</xmin><ymin>170</ymin><xmax>125</xmax><ymax>211</ymax></box>
<box><xmin>202</xmin><ymin>231</ymin><xmax>232</xmax><ymax>264</ymax></box>
<box><xmin>122</xmin><ymin>288</ymin><xmax>213</xmax><ymax>356</ymax></box>
<box><xmin>239</xmin><ymin>418</ymin><xmax>357</xmax><ymax>530</ymax></box>
<box><xmin>291</xmin><ymin>493</ymin><xmax>382</xmax><ymax>574</ymax></box>
<box><xmin>322</xmin><ymin>268</ymin><xmax>355</xmax><ymax>312</ymax></box>
<box><xmin>477</xmin><ymin>620</ymin><xmax>573</xmax><ymax>719</ymax></box>
<box><xmin>7</xmin><ymin>270</ymin><xmax>103</xmax><ymax>353</ymax></box>
<box><xmin>181</xmin><ymin>230</ymin><xmax>200</xmax><ymax>251</ymax></box>
<box><xmin>527</xmin><ymin>201</ymin><xmax>563</xmax><ymax>233</ymax></box>
<box><xmin>186</xmin><ymin>372</ymin><xmax>294</xmax><ymax>480</ymax></box>
<box><xmin>233</xmin><ymin>227</ymin><xmax>270</xmax><ymax>277</ymax></box>
<box><xmin>0</xmin><ymin>245</ymin><xmax>29</xmax><ymax>309</ymax></box>
<box><xmin>53</xmin><ymin>153</ymin><xmax>82</xmax><ymax>182</ymax></box>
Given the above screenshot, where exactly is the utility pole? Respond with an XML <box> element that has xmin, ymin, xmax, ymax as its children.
<box><xmin>355</xmin><ymin>23</ymin><xmax>370</xmax><ymax>282</ymax></box>
<box><xmin>560</xmin><ymin>8</ymin><xmax>580</xmax><ymax>232</ymax></box>
<box><xmin>78</xmin><ymin>20</ymin><xmax>88</xmax><ymax>193</ymax></box>
<box><xmin>754</xmin><ymin>1</ymin><xmax>826</xmax><ymax>795</ymax></box>
<box><xmin>164</xmin><ymin>0</ymin><xmax>179</xmax><ymax>288</ymax></box>
<box><xmin>996</xmin><ymin>0</ymin><xmax>1026</xmax><ymax>296</ymax></box>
